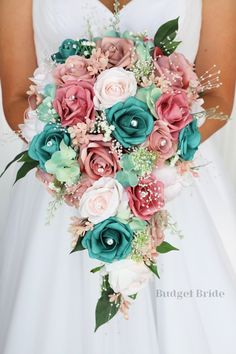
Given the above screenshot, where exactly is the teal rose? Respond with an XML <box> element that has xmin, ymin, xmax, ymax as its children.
<box><xmin>51</xmin><ymin>38</ymin><xmax>94</xmax><ymax>63</ymax></box>
<box><xmin>82</xmin><ymin>217</ymin><xmax>133</xmax><ymax>263</ymax></box>
<box><xmin>106</xmin><ymin>97</ymin><xmax>154</xmax><ymax>148</ymax></box>
<box><xmin>178</xmin><ymin>120</ymin><xmax>201</xmax><ymax>160</ymax></box>
<box><xmin>28</xmin><ymin>123</ymin><xmax>70</xmax><ymax>170</ymax></box>
<box><xmin>51</xmin><ymin>39</ymin><xmax>78</xmax><ymax>63</ymax></box>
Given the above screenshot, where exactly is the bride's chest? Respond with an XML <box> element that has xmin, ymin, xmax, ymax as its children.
<box><xmin>33</xmin><ymin>0</ymin><xmax>202</xmax><ymax>63</ymax></box>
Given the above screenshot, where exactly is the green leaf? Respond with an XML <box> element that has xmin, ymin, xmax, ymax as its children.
<box><xmin>18</xmin><ymin>151</ymin><xmax>37</xmax><ymax>163</ymax></box>
<box><xmin>90</xmin><ymin>265</ymin><xmax>104</xmax><ymax>274</ymax></box>
<box><xmin>154</xmin><ymin>17</ymin><xmax>181</xmax><ymax>55</ymax></box>
<box><xmin>129</xmin><ymin>293</ymin><xmax>138</xmax><ymax>300</ymax></box>
<box><xmin>14</xmin><ymin>160</ymin><xmax>38</xmax><ymax>185</ymax></box>
<box><xmin>95</xmin><ymin>293</ymin><xmax>120</xmax><ymax>332</ymax></box>
<box><xmin>145</xmin><ymin>262</ymin><xmax>160</xmax><ymax>278</ymax></box>
<box><xmin>95</xmin><ymin>275</ymin><xmax>121</xmax><ymax>331</ymax></box>
<box><xmin>163</xmin><ymin>40</ymin><xmax>181</xmax><ymax>55</ymax></box>
<box><xmin>0</xmin><ymin>150</ymin><xmax>27</xmax><ymax>178</ymax></box>
<box><xmin>156</xmin><ymin>241</ymin><xmax>179</xmax><ymax>254</ymax></box>
<box><xmin>70</xmin><ymin>237</ymin><xmax>86</xmax><ymax>254</ymax></box>
<box><xmin>154</xmin><ymin>17</ymin><xmax>179</xmax><ymax>47</ymax></box>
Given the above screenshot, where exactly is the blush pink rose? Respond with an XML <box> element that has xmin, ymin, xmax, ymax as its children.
<box><xmin>79</xmin><ymin>135</ymin><xmax>120</xmax><ymax>180</ymax></box>
<box><xmin>96</xmin><ymin>37</ymin><xmax>135</xmax><ymax>68</ymax></box>
<box><xmin>127</xmin><ymin>175</ymin><xmax>165</xmax><ymax>221</ymax></box>
<box><xmin>148</xmin><ymin>120</ymin><xmax>177</xmax><ymax>163</ymax></box>
<box><xmin>53</xmin><ymin>80</ymin><xmax>95</xmax><ymax>127</ymax></box>
<box><xmin>154</xmin><ymin>52</ymin><xmax>199</xmax><ymax>89</ymax></box>
<box><xmin>155</xmin><ymin>92</ymin><xmax>193</xmax><ymax>141</ymax></box>
<box><xmin>53</xmin><ymin>56</ymin><xmax>95</xmax><ymax>85</ymax></box>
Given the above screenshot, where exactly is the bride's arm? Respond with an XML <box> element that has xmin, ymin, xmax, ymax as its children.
<box><xmin>0</xmin><ymin>0</ymin><xmax>37</xmax><ymax>131</ymax></box>
<box><xmin>195</xmin><ymin>0</ymin><xmax>236</xmax><ymax>142</ymax></box>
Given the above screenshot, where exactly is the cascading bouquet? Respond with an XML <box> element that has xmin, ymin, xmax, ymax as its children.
<box><xmin>1</xmin><ymin>17</ymin><xmax>223</xmax><ymax>330</ymax></box>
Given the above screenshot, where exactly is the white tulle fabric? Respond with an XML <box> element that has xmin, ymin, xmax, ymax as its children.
<box><xmin>1</xmin><ymin>1</ymin><xmax>236</xmax><ymax>354</ymax></box>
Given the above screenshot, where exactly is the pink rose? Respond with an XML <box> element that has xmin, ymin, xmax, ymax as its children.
<box><xmin>96</xmin><ymin>37</ymin><xmax>135</xmax><ymax>68</ymax></box>
<box><xmin>79</xmin><ymin>135</ymin><xmax>120</xmax><ymax>180</ymax></box>
<box><xmin>53</xmin><ymin>56</ymin><xmax>95</xmax><ymax>86</ymax></box>
<box><xmin>63</xmin><ymin>175</ymin><xmax>92</xmax><ymax>208</ymax></box>
<box><xmin>148</xmin><ymin>120</ymin><xmax>177</xmax><ymax>163</ymax></box>
<box><xmin>53</xmin><ymin>80</ymin><xmax>95</xmax><ymax>127</ymax></box>
<box><xmin>155</xmin><ymin>92</ymin><xmax>193</xmax><ymax>141</ymax></box>
<box><xmin>127</xmin><ymin>175</ymin><xmax>165</xmax><ymax>221</ymax></box>
<box><xmin>154</xmin><ymin>52</ymin><xmax>199</xmax><ymax>89</ymax></box>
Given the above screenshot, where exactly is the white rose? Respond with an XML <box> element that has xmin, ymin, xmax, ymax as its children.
<box><xmin>94</xmin><ymin>67</ymin><xmax>137</xmax><ymax>109</ymax></box>
<box><xmin>19</xmin><ymin>110</ymin><xmax>45</xmax><ymax>142</ymax></box>
<box><xmin>78</xmin><ymin>177</ymin><xmax>126</xmax><ymax>224</ymax></box>
<box><xmin>30</xmin><ymin>60</ymin><xmax>54</xmax><ymax>94</ymax></box>
<box><xmin>105</xmin><ymin>259</ymin><xmax>152</xmax><ymax>297</ymax></box>
<box><xmin>153</xmin><ymin>165</ymin><xmax>182</xmax><ymax>201</ymax></box>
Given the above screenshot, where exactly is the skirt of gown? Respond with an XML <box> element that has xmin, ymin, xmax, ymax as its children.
<box><xmin>0</xmin><ymin>140</ymin><xmax>236</xmax><ymax>354</ymax></box>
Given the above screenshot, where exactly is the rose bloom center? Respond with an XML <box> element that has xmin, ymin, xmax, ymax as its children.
<box><xmin>87</xmin><ymin>191</ymin><xmax>113</xmax><ymax>215</ymax></box>
<box><xmin>105</xmin><ymin>81</ymin><xmax>126</xmax><ymax>97</ymax></box>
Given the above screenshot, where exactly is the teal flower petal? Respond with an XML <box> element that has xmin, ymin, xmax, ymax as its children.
<box><xmin>178</xmin><ymin>120</ymin><xmax>201</xmax><ymax>161</ymax></box>
<box><xmin>106</xmin><ymin>97</ymin><xmax>154</xmax><ymax>148</ymax></box>
<box><xmin>28</xmin><ymin>123</ymin><xmax>70</xmax><ymax>171</ymax></box>
<box><xmin>82</xmin><ymin>218</ymin><xmax>133</xmax><ymax>263</ymax></box>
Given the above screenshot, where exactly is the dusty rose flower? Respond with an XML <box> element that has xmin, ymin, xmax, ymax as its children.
<box><xmin>79</xmin><ymin>134</ymin><xmax>120</xmax><ymax>180</ymax></box>
<box><xmin>53</xmin><ymin>80</ymin><xmax>95</xmax><ymax>127</ymax></box>
<box><xmin>96</xmin><ymin>37</ymin><xmax>135</xmax><ymax>68</ymax></box>
<box><xmin>53</xmin><ymin>56</ymin><xmax>95</xmax><ymax>85</ymax></box>
<box><xmin>148</xmin><ymin>120</ymin><xmax>177</xmax><ymax>163</ymax></box>
<box><xmin>155</xmin><ymin>92</ymin><xmax>193</xmax><ymax>141</ymax></box>
<box><xmin>127</xmin><ymin>175</ymin><xmax>165</xmax><ymax>221</ymax></box>
<box><xmin>154</xmin><ymin>52</ymin><xmax>199</xmax><ymax>89</ymax></box>
<box><xmin>63</xmin><ymin>175</ymin><xmax>92</xmax><ymax>208</ymax></box>
<box><xmin>87</xmin><ymin>48</ymin><xmax>109</xmax><ymax>75</ymax></box>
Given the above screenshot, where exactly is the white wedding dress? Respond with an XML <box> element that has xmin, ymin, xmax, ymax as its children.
<box><xmin>1</xmin><ymin>1</ymin><xmax>236</xmax><ymax>354</ymax></box>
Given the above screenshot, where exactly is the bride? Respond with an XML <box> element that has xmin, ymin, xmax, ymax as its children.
<box><xmin>0</xmin><ymin>1</ymin><xmax>236</xmax><ymax>353</ymax></box>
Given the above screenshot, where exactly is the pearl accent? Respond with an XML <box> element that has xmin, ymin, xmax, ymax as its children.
<box><xmin>98</xmin><ymin>167</ymin><xmax>104</xmax><ymax>174</ymax></box>
<box><xmin>160</xmin><ymin>138</ymin><xmax>167</xmax><ymax>147</ymax></box>
<box><xmin>47</xmin><ymin>140</ymin><xmax>53</xmax><ymax>147</ymax></box>
<box><xmin>141</xmin><ymin>191</ymin><xmax>148</xmax><ymax>198</ymax></box>
<box><xmin>95</xmin><ymin>202</ymin><xmax>102</xmax><ymax>210</ymax></box>
<box><xmin>68</xmin><ymin>95</ymin><xmax>76</xmax><ymax>101</ymax></box>
<box><xmin>105</xmin><ymin>238</ymin><xmax>114</xmax><ymax>246</ymax></box>
<box><xmin>131</xmin><ymin>119</ymin><xmax>138</xmax><ymax>128</ymax></box>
